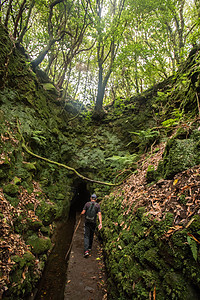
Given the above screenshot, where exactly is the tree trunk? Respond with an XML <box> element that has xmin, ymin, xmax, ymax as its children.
<box><xmin>31</xmin><ymin>39</ymin><xmax>55</xmax><ymax>69</ymax></box>
<box><xmin>95</xmin><ymin>66</ymin><xmax>111</xmax><ymax>113</ymax></box>
<box><xmin>95</xmin><ymin>65</ymin><xmax>104</xmax><ymax>112</ymax></box>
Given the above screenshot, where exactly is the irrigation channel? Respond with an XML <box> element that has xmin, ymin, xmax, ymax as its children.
<box><xmin>33</xmin><ymin>211</ymin><xmax>76</xmax><ymax>300</ymax></box>
<box><xmin>32</xmin><ymin>181</ymin><xmax>91</xmax><ymax>300</ymax></box>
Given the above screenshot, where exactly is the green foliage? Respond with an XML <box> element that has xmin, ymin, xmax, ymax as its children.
<box><xmin>0</xmin><ymin>88</ymin><xmax>18</xmax><ymax>104</ymax></box>
<box><xmin>106</xmin><ymin>153</ymin><xmax>138</xmax><ymax>168</ymax></box>
<box><xmin>187</xmin><ymin>236</ymin><xmax>198</xmax><ymax>261</ymax></box>
<box><xmin>161</xmin><ymin>109</ymin><xmax>184</xmax><ymax>128</ymax></box>
<box><xmin>162</xmin><ymin>118</ymin><xmax>178</xmax><ymax>128</ymax></box>
<box><xmin>31</xmin><ymin>130</ymin><xmax>46</xmax><ymax>146</ymax></box>
<box><xmin>128</xmin><ymin>128</ymin><xmax>159</xmax><ymax>152</ymax></box>
<box><xmin>130</xmin><ymin>128</ymin><xmax>159</xmax><ymax>140</ymax></box>
<box><xmin>158</xmin><ymin>137</ymin><xmax>200</xmax><ymax>179</ymax></box>
<box><xmin>101</xmin><ymin>188</ymin><xmax>200</xmax><ymax>299</ymax></box>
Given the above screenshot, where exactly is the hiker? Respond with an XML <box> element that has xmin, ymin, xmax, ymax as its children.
<box><xmin>81</xmin><ymin>194</ymin><xmax>102</xmax><ymax>257</ymax></box>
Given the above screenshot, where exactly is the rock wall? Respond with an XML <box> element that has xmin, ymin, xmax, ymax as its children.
<box><xmin>101</xmin><ymin>162</ymin><xmax>200</xmax><ymax>299</ymax></box>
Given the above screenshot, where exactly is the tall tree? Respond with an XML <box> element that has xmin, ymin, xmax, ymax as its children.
<box><xmin>90</xmin><ymin>0</ymin><xmax>126</xmax><ymax>113</ymax></box>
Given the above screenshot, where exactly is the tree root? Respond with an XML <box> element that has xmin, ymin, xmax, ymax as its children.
<box><xmin>17</xmin><ymin>120</ymin><xmax>124</xmax><ymax>186</ymax></box>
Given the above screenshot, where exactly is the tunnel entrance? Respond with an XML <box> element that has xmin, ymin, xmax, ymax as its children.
<box><xmin>70</xmin><ymin>180</ymin><xmax>91</xmax><ymax>212</ymax></box>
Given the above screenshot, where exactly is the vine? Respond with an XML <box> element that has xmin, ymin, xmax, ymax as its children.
<box><xmin>17</xmin><ymin>120</ymin><xmax>129</xmax><ymax>186</ymax></box>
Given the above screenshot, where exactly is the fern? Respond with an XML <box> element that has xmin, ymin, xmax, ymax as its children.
<box><xmin>161</xmin><ymin>118</ymin><xmax>178</xmax><ymax>128</ymax></box>
<box><xmin>128</xmin><ymin>129</ymin><xmax>159</xmax><ymax>151</ymax></box>
<box><xmin>31</xmin><ymin>130</ymin><xmax>46</xmax><ymax>146</ymax></box>
<box><xmin>106</xmin><ymin>154</ymin><xmax>138</xmax><ymax>168</ymax></box>
<box><xmin>129</xmin><ymin>129</ymin><xmax>159</xmax><ymax>139</ymax></box>
<box><xmin>187</xmin><ymin>235</ymin><xmax>198</xmax><ymax>261</ymax></box>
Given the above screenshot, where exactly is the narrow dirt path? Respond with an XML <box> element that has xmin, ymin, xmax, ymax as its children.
<box><xmin>64</xmin><ymin>214</ymin><xmax>107</xmax><ymax>300</ymax></box>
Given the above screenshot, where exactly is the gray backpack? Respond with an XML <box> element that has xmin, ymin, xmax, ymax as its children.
<box><xmin>85</xmin><ymin>203</ymin><xmax>96</xmax><ymax>223</ymax></box>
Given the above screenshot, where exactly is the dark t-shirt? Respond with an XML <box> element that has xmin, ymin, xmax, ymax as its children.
<box><xmin>83</xmin><ymin>201</ymin><xmax>101</xmax><ymax>223</ymax></box>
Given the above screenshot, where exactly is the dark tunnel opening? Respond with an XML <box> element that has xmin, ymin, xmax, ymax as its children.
<box><xmin>33</xmin><ymin>180</ymin><xmax>91</xmax><ymax>300</ymax></box>
<box><xmin>70</xmin><ymin>180</ymin><xmax>91</xmax><ymax>212</ymax></box>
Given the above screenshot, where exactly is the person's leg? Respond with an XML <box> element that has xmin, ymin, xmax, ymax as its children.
<box><xmin>84</xmin><ymin>223</ymin><xmax>90</xmax><ymax>253</ymax></box>
<box><xmin>89</xmin><ymin>223</ymin><xmax>96</xmax><ymax>250</ymax></box>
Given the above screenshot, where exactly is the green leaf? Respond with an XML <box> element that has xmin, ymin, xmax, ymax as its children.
<box><xmin>187</xmin><ymin>236</ymin><xmax>198</xmax><ymax>261</ymax></box>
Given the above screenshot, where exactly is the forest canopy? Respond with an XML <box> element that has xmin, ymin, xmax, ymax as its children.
<box><xmin>0</xmin><ymin>0</ymin><xmax>199</xmax><ymax>112</ymax></box>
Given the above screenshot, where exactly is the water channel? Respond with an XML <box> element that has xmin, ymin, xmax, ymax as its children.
<box><xmin>34</xmin><ymin>212</ymin><xmax>76</xmax><ymax>300</ymax></box>
<box><xmin>32</xmin><ymin>181</ymin><xmax>91</xmax><ymax>300</ymax></box>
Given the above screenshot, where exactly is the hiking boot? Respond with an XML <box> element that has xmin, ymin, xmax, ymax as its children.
<box><xmin>84</xmin><ymin>250</ymin><xmax>89</xmax><ymax>258</ymax></box>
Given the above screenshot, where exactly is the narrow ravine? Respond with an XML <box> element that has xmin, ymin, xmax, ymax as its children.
<box><xmin>33</xmin><ymin>210</ymin><xmax>76</xmax><ymax>300</ymax></box>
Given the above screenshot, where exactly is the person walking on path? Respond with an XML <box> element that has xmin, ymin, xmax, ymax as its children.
<box><xmin>81</xmin><ymin>194</ymin><xmax>102</xmax><ymax>257</ymax></box>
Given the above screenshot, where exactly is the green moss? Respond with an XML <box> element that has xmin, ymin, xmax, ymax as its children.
<box><xmin>183</xmin><ymin>258</ymin><xmax>200</xmax><ymax>288</ymax></box>
<box><xmin>0</xmin><ymin>155</ymin><xmax>11</xmax><ymax>179</ymax></box>
<box><xmin>146</xmin><ymin>164</ymin><xmax>157</xmax><ymax>183</ymax></box>
<box><xmin>4</xmin><ymin>251</ymin><xmax>36</xmax><ymax>300</ymax></box>
<box><xmin>0</xmin><ymin>169</ymin><xmax>7</xmax><ymax>179</ymax></box>
<box><xmin>3</xmin><ymin>183</ymin><xmax>19</xmax><ymax>196</ymax></box>
<box><xmin>27</xmin><ymin>218</ymin><xmax>43</xmax><ymax>230</ymax></box>
<box><xmin>36</xmin><ymin>200</ymin><xmax>57</xmax><ymax>225</ymax></box>
<box><xmin>13</xmin><ymin>176</ymin><xmax>21</xmax><ymax>185</ymax></box>
<box><xmin>101</xmin><ymin>191</ymin><xmax>200</xmax><ymax>299</ymax></box>
<box><xmin>188</xmin><ymin>215</ymin><xmax>200</xmax><ymax>232</ymax></box>
<box><xmin>40</xmin><ymin>226</ymin><xmax>51</xmax><ymax>235</ymax></box>
<box><xmin>162</xmin><ymin>271</ymin><xmax>198</xmax><ymax>299</ymax></box>
<box><xmin>42</xmin><ymin>83</ymin><xmax>58</xmax><ymax>95</ymax></box>
<box><xmin>15</xmin><ymin>165</ymin><xmax>31</xmax><ymax>180</ymax></box>
<box><xmin>26</xmin><ymin>234</ymin><xmax>52</xmax><ymax>255</ymax></box>
<box><xmin>13</xmin><ymin>214</ymin><xmax>28</xmax><ymax>232</ymax></box>
<box><xmin>158</xmin><ymin>137</ymin><xmax>200</xmax><ymax>179</ymax></box>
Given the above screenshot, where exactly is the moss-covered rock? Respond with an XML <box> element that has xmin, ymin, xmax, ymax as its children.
<box><xmin>3</xmin><ymin>183</ymin><xmax>19</xmax><ymax>196</ymax></box>
<box><xmin>27</xmin><ymin>235</ymin><xmax>52</xmax><ymax>255</ymax></box>
<box><xmin>146</xmin><ymin>164</ymin><xmax>157</xmax><ymax>183</ymax></box>
<box><xmin>35</xmin><ymin>200</ymin><xmax>57</xmax><ymax>225</ymax></box>
<box><xmin>27</xmin><ymin>218</ymin><xmax>43</xmax><ymax>230</ymax></box>
<box><xmin>158</xmin><ymin>136</ymin><xmax>200</xmax><ymax>179</ymax></box>
<box><xmin>3</xmin><ymin>252</ymin><xmax>36</xmax><ymax>300</ymax></box>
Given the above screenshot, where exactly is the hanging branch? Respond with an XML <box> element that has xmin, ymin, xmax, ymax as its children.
<box><xmin>17</xmin><ymin>120</ymin><xmax>127</xmax><ymax>186</ymax></box>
